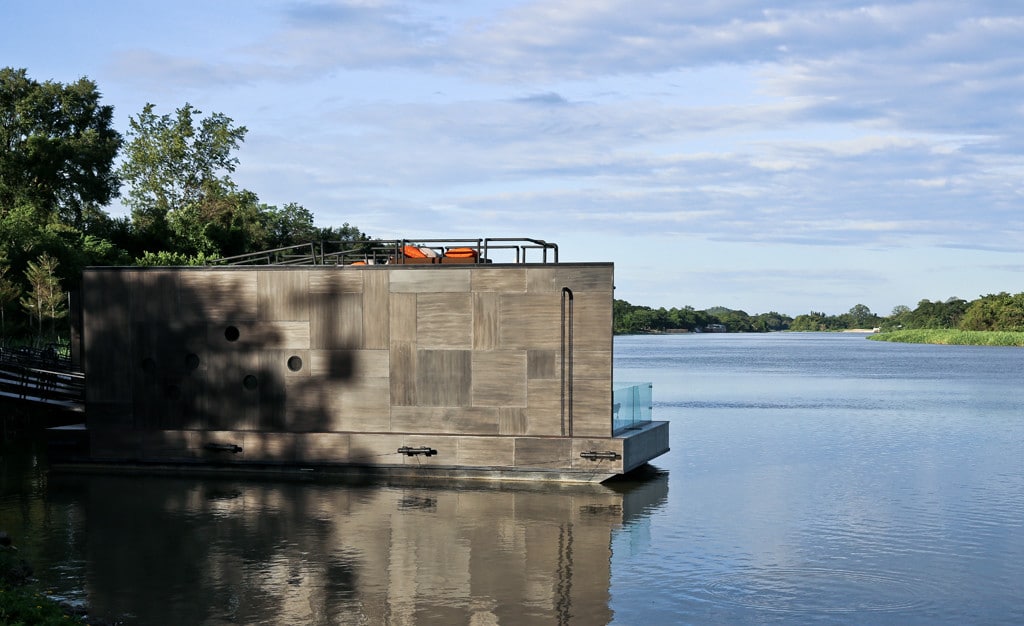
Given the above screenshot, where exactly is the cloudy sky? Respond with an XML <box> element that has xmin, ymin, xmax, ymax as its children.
<box><xmin>5</xmin><ymin>1</ymin><xmax>1022</xmax><ymax>315</ymax></box>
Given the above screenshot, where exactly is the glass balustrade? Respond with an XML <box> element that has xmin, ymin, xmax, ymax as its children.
<box><xmin>612</xmin><ymin>382</ymin><xmax>653</xmax><ymax>434</ymax></box>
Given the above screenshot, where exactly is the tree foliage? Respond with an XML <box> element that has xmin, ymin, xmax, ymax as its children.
<box><xmin>882</xmin><ymin>297</ymin><xmax>968</xmax><ymax>331</ymax></box>
<box><xmin>613</xmin><ymin>301</ymin><xmax>793</xmax><ymax>334</ymax></box>
<box><xmin>118</xmin><ymin>103</ymin><xmax>248</xmax><ymax>254</ymax></box>
<box><xmin>959</xmin><ymin>293</ymin><xmax>1024</xmax><ymax>331</ymax></box>
<box><xmin>0</xmin><ymin>70</ymin><xmax>367</xmax><ymax>341</ymax></box>
<box><xmin>0</xmin><ymin>254</ymin><xmax>21</xmax><ymax>334</ymax></box>
<box><xmin>0</xmin><ymin>67</ymin><xmax>121</xmax><ymax>228</ymax></box>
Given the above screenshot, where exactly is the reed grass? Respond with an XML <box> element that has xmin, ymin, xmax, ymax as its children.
<box><xmin>868</xmin><ymin>329</ymin><xmax>1024</xmax><ymax>347</ymax></box>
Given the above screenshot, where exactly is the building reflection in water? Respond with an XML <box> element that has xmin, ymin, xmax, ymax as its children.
<box><xmin>46</xmin><ymin>470</ymin><xmax>668</xmax><ymax>625</ymax></box>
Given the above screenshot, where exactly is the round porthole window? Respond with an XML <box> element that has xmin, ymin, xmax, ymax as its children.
<box><xmin>224</xmin><ymin>326</ymin><xmax>240</xmax><ymax>342</ymax></box>
<box><xmin>287</xmin><ymin>355</ymin><xmax>303</xmax><ymax>372</ymax></box>
<box><xmin>243</xmin><ymin>374</ymin><xmax>258</xmax><ymax>390</ymax></box>
<box><xmin>185</xmin><ymin>353</ymin><xmax>200</xmax><ymax>370</ymax></box>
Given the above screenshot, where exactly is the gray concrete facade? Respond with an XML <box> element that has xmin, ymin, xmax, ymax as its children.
<box><xmin>81</xmin><ymin>263</ymin><xmax>668</xmax><ymax>481</ymax></box>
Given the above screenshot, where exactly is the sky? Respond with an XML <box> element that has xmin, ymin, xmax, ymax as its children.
<box><xmin>4</xmin><ymin>1</ymin><xmax>1023</xmax><ymax>316</ymax></box>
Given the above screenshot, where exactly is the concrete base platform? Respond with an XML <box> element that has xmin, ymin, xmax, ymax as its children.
<box><xmin>48</xmin><ymin>421</ymin><xmax>670</xmax><ymax>484</ymax></box>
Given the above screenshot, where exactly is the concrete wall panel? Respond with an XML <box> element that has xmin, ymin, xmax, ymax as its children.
<box><xmin>390</xmin><ymin>268</ymin><xmax>470</xmax><ymax>293</ymax></box>
<box><xmin>389</xmin><ymin>341</ymin><xmax>416</xmax><ymax>406</ymax></box>
<box><xmin>458</xmin><ymin>436</ymin><xmax>515</xmax><ymax>466</ymax></box>
<box><xmin>258</xmin><ymin>270</ymin><xmax>309</xmax><ymax>321</ymax></box>
<box><xmin>391</xmin><ymin>406</ymin><xmax>499</xmax><ymax>435</ymax></box>
<box><xmin>416</xmin><ymin>349</ymin><xmax>471</xmax><ymax>407</ymax></box>
<box><xmin>310</xmin><ymin>292</ymin><xmax>362</xmax><ymax>350</ymax></box>
<box><xmin>471</xmin><ymin>267</ymin><xmax>526</xmax><ymax>292</ymax></box>
<box><xmin>389</xmin><ymin>293</ymin><xmax>417</xmax><ymax>343</ymax></box>
<box><xmin>472</xmin><ymin>292</ymin><xmax>499</xmax><ymax>350</ymax></box>
<box><xmin>471</xmin><ymin>351</ymin><xmax>527</xmax><ymax>407</ymax></box>
<box><xmin>179</xmin><ymin>271</ymin><xmax>257</xmax><ymax>321</ymax></box>
<box><xmin>514</xmin><ymin>438</ymin><xmax>571</xmax><ymax>469</ymax></box>
<box><xmin>309</xmin><ymin>270</ymin><xmax>363</xmax><ymax>294</ymax></box>
<box><xmin>498</xmin><ymin>407</ymin><xmax>528</xmax><ymax>435</ymax></box>
<box><xmin>417</xmin><ymin>293</ymin><xmax>472</xmax><ymax>349</ymax></box>
<box><xmin>362</xmin><ymin>270</ymin><xmax>390</xmax><ymax>349</ymax></box>
<box><xmin>499</xmin><ymin>294</ymin><xmax>561</xmax><ymax>350</ymax></box>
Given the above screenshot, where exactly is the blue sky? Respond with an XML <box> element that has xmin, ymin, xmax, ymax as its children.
<box><xmin>4</xmin><ymin>1</ymin><xmax>1023</xmax><ymax>316</ymax></box>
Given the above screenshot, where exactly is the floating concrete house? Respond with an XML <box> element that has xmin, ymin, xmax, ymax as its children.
<box><xmin>76</xmin><ymin>239</ymin><xmax>668</xmax><ymax>482</ymax></box>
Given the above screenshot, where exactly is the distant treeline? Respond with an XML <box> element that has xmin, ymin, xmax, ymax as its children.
<box><xmin>614</xmin><ymin>293</ymin><xmax>1024</xmax><ymax>335</ymax></box>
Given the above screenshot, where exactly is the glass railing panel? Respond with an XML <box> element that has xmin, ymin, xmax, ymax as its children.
<box><xmin>613</xmin><ymin>382</ymin><xmax>653</xmax><ymax>434</ymax></box>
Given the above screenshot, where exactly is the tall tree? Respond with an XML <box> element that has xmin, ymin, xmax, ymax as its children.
<box><xmin>0</xmin><ymin>67</ymin><xmax>121</xmax><ymax>228</ymax></box>
<box><xmin>119</xmin><ymin>103</ymin><xmax>248</xmax><ymax>253</ymax></box>
<box><xmin>20</xmin><ymin>252</ymin><xmax>66</xmax><ymax>336</ymax></box>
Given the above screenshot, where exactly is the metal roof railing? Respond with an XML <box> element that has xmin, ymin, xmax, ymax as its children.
<box><xmin>208</xmin><ymin>238</ymin><xmax>559</xmax><ymax>266</ymax></box>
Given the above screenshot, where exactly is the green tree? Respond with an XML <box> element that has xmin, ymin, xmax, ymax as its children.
<box><xmin>0</xmin><ymin>254</ymin><xmax>21</xmax><ymax>334</ymax></box>
<box><xmin>166</xmin><ymin>185</ymin><xmax>268</xmax><ymax>257</ymax></box>
<box><xmin>119</xmin><ymin>103</ymin><xmax>248</xmax><ymax>254</ymax></box>
<box><xmin>317</xmin><ymin>222</ymin><xmax>370</xmax><ymax>243</ymax></box>
<box><xmin>845</xmin><ymin>304</ymin><xmax>877</xmax><ymax>328</ymax></box>
<box><xmin>0</xmin><ymin>67</ymin><xmax>121</xmax><ymax>229</ymax></box>
<box><xmin>20</xmin><ymin>252</ymin><xmax>66</xmax><ymax>336</ymax></box>
<box><xmin>901</xmin><ymin>298</ymin><xmax>967</xmax><ymax>329</ymax></box>
<box><xmin>752</xmin><ymin>311</ymin><xmax>792</xmax><ymax>331</ymax></box>
<box><xmin>879</xmin><ymin>305</ymin><xmax>911</xmax><ymax>331</ymax></box>
<box><xmin>714</xmin><ymin>308</ymin><xmax>754</xmax><ymax>332</ymax></box>
<box><xmin>264</xmin><ymin>202</ymin><xmax>319</xmax><ymax>248</ymax></box>
<box><xmin>790</xmin><ymin>311</ymin><xmax>844</xmax><ymax>331</ymax></box>
<box><xmin>959</xmin><ymin>292</ymin><xmax>1024</xmax><ymax>331</ymax></box>
<box><xmin>667</xmin><ymin>306</ymin><xmax>713</xmax><ymax>331</ymax></box>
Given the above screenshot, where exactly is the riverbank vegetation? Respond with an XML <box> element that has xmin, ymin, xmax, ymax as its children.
<box><xmin>612</xmin><ymin>300</ymin><xmax>884</xmax><ymax>334</ymax></box>
<box><xmin>1</xmin><ymin>543</ymin><xmax>89</xmax><ymax>625</ymax></box>
<box><xmin>868</xmin><ymin>329</ymin><xmax>1024</xmax><ymax>347</ymax></box>
<box><xmin>615</xmin><ymin>294</ymin><xmax>1024</xmax><ymax>339</ymax></box>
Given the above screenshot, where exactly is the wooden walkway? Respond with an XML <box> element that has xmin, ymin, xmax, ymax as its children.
<box><xmin>0</xmin><ymin>345</ymin><xmax>84</xmax><ymax>413</ymax></box>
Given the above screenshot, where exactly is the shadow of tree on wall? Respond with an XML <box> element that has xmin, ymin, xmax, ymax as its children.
<box><xmin>82</xmin><ymin>267</ymin><xmax>360</xmax><ymax>463</ymax></box>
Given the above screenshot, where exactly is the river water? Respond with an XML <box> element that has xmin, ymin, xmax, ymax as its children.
<box><xmin>2</xmin><ymin>332</ymin><xmax>1023</xmax><ymax>624</ymax></box>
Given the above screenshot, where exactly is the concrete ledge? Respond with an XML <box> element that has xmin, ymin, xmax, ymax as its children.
<box><xmin>619</xmin><ymin>421</ymin><xmax>670</xmax><ymax>473</ymax></box>
<box><xmin>57</xmin><ymin>423</ymin><xmax>669</xmax><ymax>483</ymax></box>
<box><xmin>48</xmin><ymin>460</ymin><xmax>619</xmax><ymax>484</ymax></box>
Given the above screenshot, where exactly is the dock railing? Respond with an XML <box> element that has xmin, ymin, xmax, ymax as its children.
<box><xmin>612</xmin><ymin>382</ymin><xmax>653</xmax><ymax>434</ymax></box>
<box><xmin>0</xmin><ymin>342</ymin><xmax>84</xmax><ymax>412</ymax></box>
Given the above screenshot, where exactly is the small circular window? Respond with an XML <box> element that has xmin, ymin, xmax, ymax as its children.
<box><xmin>224</xmin><ymin>326</ymin><xmax>240</xmax><ymax>342</ymax></box>
<box><xmin>287</xmin><ymin>355</ymin><xmax>303</xmax><ymax>372</ymax></box>
<box><xmin>243</xmin><ymin>374</ymin><xmax>258</xmax><ymax>390</ymax></box>
<box><xmin>185</xmin><ymin>353</ymin><xmax>200</xmax><ymax>370</ymax></box>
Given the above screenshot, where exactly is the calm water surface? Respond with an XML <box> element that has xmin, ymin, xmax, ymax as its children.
<box><xmin>1</xmin><ymin>333</ymin><xmax>1023</xmax><ymax>624</ymax></box>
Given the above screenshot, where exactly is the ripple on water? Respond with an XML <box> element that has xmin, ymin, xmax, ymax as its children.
<box><xmin>702</xmin><ymin>566</ymin><xmax>939</xmax><ymax>615</ymax></box>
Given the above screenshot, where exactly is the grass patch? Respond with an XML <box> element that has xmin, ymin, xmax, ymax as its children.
<box><xmin>868</xmin><ymin>329</ymin><xmax>1024</xmax><ymax>347</ymax></box>
<box><xmin>1</xmin><ymin>548</ymin><xmax>88</xmax><ymax>625</ymax></box>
